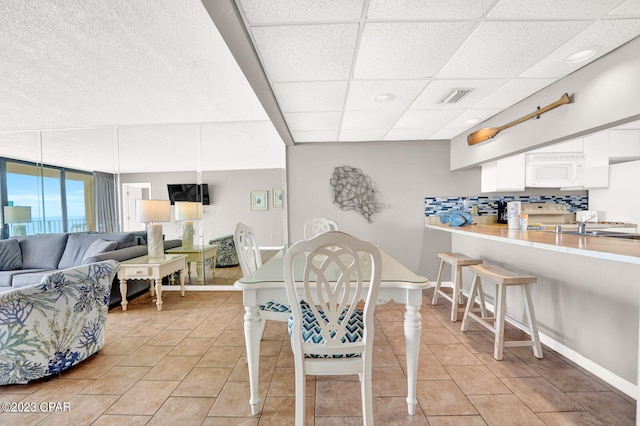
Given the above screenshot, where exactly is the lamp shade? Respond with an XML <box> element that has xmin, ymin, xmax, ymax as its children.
<box><xmin>3</xmin><ymin>206</ymin><xmax>31</xmax><ymax>224</ymax></box>
<box><xmin>175</xmin><ymin>201</ymin><xmax>202</xmax><ymax>221</ymax></box>
<box><xmin>135</xmin><ymin>200</ymin><xmax>170</xmax><ymax>223</ymax></box>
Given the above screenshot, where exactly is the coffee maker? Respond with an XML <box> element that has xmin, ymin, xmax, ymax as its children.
<box><xmin>496</xmin><ymin>201</ymin><xmax>508</xmax><ymax>224</ymax></box>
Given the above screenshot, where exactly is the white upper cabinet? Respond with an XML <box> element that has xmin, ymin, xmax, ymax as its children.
<box><xmin>608</xmin><ymin>130</ymin><xmax>640</xmax><ymax>163</ymax></box>
<box><xmin>481</xmin><ymin>153</ymin><xmax>525</xmax><ymax>192</ymax></box>
<box><xmin>582</xmin><ymin>131</ymin><xmax>609</xmax><ymax>189</ymax></box>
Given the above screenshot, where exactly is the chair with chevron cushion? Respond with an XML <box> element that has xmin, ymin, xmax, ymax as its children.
<box><xmin>233</xmin><ymin>223</ymin><xmax>290</xmax><ymax>337</ymax></box>
<box><xmin>284</xmin><ymin>231</ymin><xmax>381</xmax><ymax>426</ymax></box>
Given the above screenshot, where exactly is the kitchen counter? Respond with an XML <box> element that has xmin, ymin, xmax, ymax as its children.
<box><xmin>425</xmin><ymin>222</ymin><xmax>640</xmax><ymax>264</ymax></box>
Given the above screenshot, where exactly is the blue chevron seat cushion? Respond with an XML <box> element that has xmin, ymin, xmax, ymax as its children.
<box><xmin>259</xmin><ymin>299</ymin><xmax>310</xmax><ymax>313</ymax></box>
<box><xmin>288</xmin><ymin>307</ymin><xmax>364</xmax><ymax>358</ymax></box>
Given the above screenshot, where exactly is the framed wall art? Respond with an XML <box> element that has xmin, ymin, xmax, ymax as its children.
<box><xmin>272</xmin><ymin>188</ymin><xmax>283</xmax><ymax>208</ymax></box>
<box><xmin>251</xmin><ymin>190</ymin><xmax>268</xmax><ymax>211</ymax></box>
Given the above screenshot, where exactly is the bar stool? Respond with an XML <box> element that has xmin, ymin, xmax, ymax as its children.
<box><xmin>461</xmin><ymin>264</ymin><xmax>543</xmax><ymax>360</ymax></box>
<box><xmin>432</xmin><ymin>252</ymin><xmax>484</xmax><ymax>322</ymax></box>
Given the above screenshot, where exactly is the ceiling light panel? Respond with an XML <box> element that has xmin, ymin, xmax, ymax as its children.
<box><xmin>438</xmin><ymin>21</ymin><xmax>592</xmax><ymax>79</ymax></box>
<box><xmin>284</xmin><ymin>112</ymin><xmax>342</xmax><ymax>131</ymax></box>
<box><xmin>273</xmin><ymin>81</ymin><xmax>348</xmax><ymax>112</ymax></box>
<box><xmin>354</xmin><ymin>22</ymin><xmax>476</xmax><ymax>79</ymax></box>
<box><xmin>472</xmin><ymin>79</ymin><xmax>556</xmax><ymax>109</ymax></box>
<box><xmin>488</xmin><ymin>0</ymin><xmax>626</xmax><ymax>19</ymax></box>
<box><xmin>521</xmin><ymin>19</ymin><xmax>640</xmax><ymax>78</ymax></box>
<box><xmin>341</xmin><ymin>110</ymin><xmax>404</xmax><ymax>129</ymax></box>
<box><xmin>345</xmin><ymin>80</ymin><xmax>429</xmax><ymax>110</ymax></box>
<box><xmin>251</xmin><ymin>24</ymin><xmax>358</xmax><ymax>82</ymax></box>
<box><xmin>411</xmin><ymin>79</ymin><xmax>509</xmax><ymax>109</ymax></box>
<box><xmin>367</xmin><ymin>0</ymin><xmax>496</xmax><ymax>20</ymax></box>
<box><xmin>237</xmin><ymin>0</ymin><xmax>364</xmax><ymax>25</ymax></box>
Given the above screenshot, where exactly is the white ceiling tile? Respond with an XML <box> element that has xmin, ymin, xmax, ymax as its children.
<box><xmin>354</xmin><ymin>22</ymin><xmax>477</xmax><ymax>79</ymax></box>
<box><xmin>251</xmin><ymin>24</ymin><xmax>359</xmax><ymax>81</ymax></box>
<box><xmin>609</xmin><ymin>0</ymin><xmax>640</xmax><ymax>15</ymax></box>
<box><xmin>410</xmin><ymin>79</ymin><xmax>510</xmax><ymax>109</ymax></box>
<box><xmin>521</xmin><ymin>20</ymin><xmax>640</xmax><ymax>78</ymax></box>
<box><xmin>338</xmin><ymin>129</ymin><xmax>389</xmax><ymax>141</ymax></box>
<box><xmin>442</xmin><ymin>109</ymin><xmax>503</xmax><ymax>129</ymax></box>
<box><xmin>273</xmin><ymin>81</ymin><xmax>348</xmax><ymax>112</ymax></box>
<box><xmin>429</xmin><ymin>128</ymin><xmax>467</xmax><ymax>139</ymax></box>
<box><xmin>438</xmin><ymin>21</ymin><xmax>592</xmax><ymax>79</ymax></box>
<box><xmin>291</xmin><ymin>130</ymin><xmax>339</xmax><ymax>142</ymax></box>
<box><xmin>383</xmin><ymin>128</ymin><xmax>431</xmax><ymax>141</ymax></box>
<box><xmin>238</xmin><ymin>0</ymin><xmax>364</xmax><ymax>25</ymax></box>
<box><xmin>473</xmin><ymin>79</ymin><xmax>556</xmax><ymax>109</ymax></box>
<box><xmin>394</xmin><ymin>109</ymin><xmax>465</xmax><ymax>129</ymax></box>
<box><xmin>341</xmin><ymin>110</ymin><xmax>404</xmax><ymax>129</ymax></box>
<box><xmin>345</xmin><ymin>80</ymin><xmax>429</xmax><ymax>111</ymax></box>
<box><xmin>284</xmin><ymin>112</ymin><xmax>342</xmax><ymax>131</ymax></box>
<box><xmin>367</xmin><ymin>0</ymin><xmax>496</xmax><ymax>20</ymax></box>
<box><xmin>488</xmin><ymin>0</ymin><xmax>626</xmax><ymax>18</ymax></box>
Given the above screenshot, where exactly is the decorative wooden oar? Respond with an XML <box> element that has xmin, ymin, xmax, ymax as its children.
<box><xmin>467</xmin><ymin>93</ymin><xmax>572</xmax><ymax>146</ymax></box>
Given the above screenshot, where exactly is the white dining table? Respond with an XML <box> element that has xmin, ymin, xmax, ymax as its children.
<box><xmin>234</xmin><ymin>245</ymin><xmax>430</xmax><ymax>416</ymax></box>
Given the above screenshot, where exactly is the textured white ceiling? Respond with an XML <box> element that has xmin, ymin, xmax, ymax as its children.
<box><xmin>236</xmin><ymin>0</ymin><xmax>640</xmax><ymax>142</ymax></box>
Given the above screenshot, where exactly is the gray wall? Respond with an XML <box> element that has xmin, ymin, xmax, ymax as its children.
<box><xmin>286</xmin><ymin>140</ymin><xmax>480</xmax><ymax>279</ymax></box>
<box><xmin>120</xmin><ymin>168</ymin><xmax>286</xmax><ymax>247</ymax></box>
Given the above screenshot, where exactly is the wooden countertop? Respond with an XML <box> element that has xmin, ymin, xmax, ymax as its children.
<box><xmin>425</xmin><ymin>222</ymin><xmax>640</xmax><ymax>265</ymax></box>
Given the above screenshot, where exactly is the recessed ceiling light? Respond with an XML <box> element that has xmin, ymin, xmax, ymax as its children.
<box><xmin>464</xmin><ymin>118</ymin><xmax>481</xmax><ymax>125</ymax></box>
<box><xmin>565</xmin><ymin>48</ymin><xmax>597</xmax><ymax>64</ymax></box>
<box><xmin>373</xmin><ymin>93</ymin><xmax>394</xmax><ymax>103</ymax></box>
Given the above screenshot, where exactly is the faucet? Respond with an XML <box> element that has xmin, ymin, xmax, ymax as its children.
<box><xmin>577</xmin><ymin>213</ymin><xmax>597</xmax><ymax>234</ymax></box>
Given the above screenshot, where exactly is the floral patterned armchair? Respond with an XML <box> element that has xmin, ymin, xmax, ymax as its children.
<box><xmin>0</xmin><ymin>260</ymin><xmax>119</xmax><ymax>385</ymax></box>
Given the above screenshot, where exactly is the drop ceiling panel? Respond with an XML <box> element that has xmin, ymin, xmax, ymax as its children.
<box><xmin>284</xmin><ymin>112</ymin><xmax>342</xmax><ymax>131</ymax></box>
<box><xmin>339</xmin><ymin>128</ymin><xmax>389</xmax><ymax>141</ymax></box>
<box><xmin>291</xmin><ymin>130</ymin><xmax>339</xmax><ymax>142</ymax></box>
<box><xmin>354</xmin><ymin>22</ymin><xmax>477</xmax><ymax>79</ymax></box>
<box><xmin>238</xmin><ymin>0</ymin><xmax>364</xmax><ymax>24</ymax></box>
<box><xmin>384</xmin><ymin>128</ymin><xmax>433</xmax><ymax>141</ymax></box>
<box><xmin>473</xmin><ymin>79</ymin><xmax>557</xmax><ymax>109</ymax></box>
<box><xmin>488</xmin><ymin>0</ymin><xmax>627</xmax><ymax>19</ymax></box>
<box><xmin>521</xmin><ymin>19</ymin><xmax>640</xmax><ymax>78</ymax></box>
<box><xmin>341</xmin><ymin>110</ymin><xmax>404</xmax><ymax>129</ymax></box>
<box><xmin>410</xmin><ymin>79</ymin><xmax>510</xmax><ymax>110</ymax></box>
<box><xmin>273</xmin><ymin>81</ymin><xmax>348</xmax><ymax>112</ymax></box>
<box><xmin>610</xmin><ymin>0</ymin><xmax>640</xmax><ymax>15</ymax></box>
<box><xmin>367</xmin><ymin>0</ymin><xmax>496</xmax><ymax>20</ymax></box>
<box><xmin>442</xmin><ymin>109</ymin><xmax>503</xmax><ymax>130</ymax></box>
<box><xmin>345</xmin><ymin>80</ymin><xmax>429</xmax><ymax>111</ymax></box>
<box><xmin>394</xmin><ymin>109</ymin><xmax>465</xmax><ymax>129</ymax></box>
<box><xmin>251</xmin><ymin>24</ymin><xmax>359</xmax><ymax>81</ymax></box>
<box><xmin>437</xmin><ymin>21</ymin><xmax>592</xmax><ymax>78</ymax></box>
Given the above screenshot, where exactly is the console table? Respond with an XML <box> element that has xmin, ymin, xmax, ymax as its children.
<box><xmin>117</xmin><ymin>254</ymin><xmax>187</xmax><ymax>311</ymax></box>
<box><xmin>166</xmin><ymin>244</ymin><xmax>218</xmax><ymax>284</ymax></box>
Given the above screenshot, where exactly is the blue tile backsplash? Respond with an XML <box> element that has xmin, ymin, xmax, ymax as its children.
<box><xmin>424</xmin><ymin>195</ymin><xmax>589</xmax><ymax>217</ymax></box>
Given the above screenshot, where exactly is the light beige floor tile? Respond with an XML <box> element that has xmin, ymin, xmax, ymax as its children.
<box><xmin>92</xmin><ymin>414</ymin><xmax>152</xmax><ymax>425</ymax></box>
<box><xmin>228</xmin><ymin>356</ymin><xmax>277</xmax><ymax>382</ymax></box>
<box><xmin>467</xmin><ymin>394</ymin><xmax>545</xmax><ymax>425</ymax></box>
<box><xmin>172</xmin><ymin>367</ymin><xmax>232</xmax><ymax>397</ymax></box>
<box><xmin>415</xmin><ymin>379</ymin><xmax>477</xmax><ymax>416</ymax></box>
<box><xmin>22</xmin><ymin>378</ymin><xmax>93</xmax><ymax>401</ymax></box>
<box><xmin>567</xmin><ymin>391</ymin><xmax>636</xmax><ymax>425</ymax></box>
<box><xmin>105</xmin><ymin>380</ymin><xmax>179</xmax><ymax>415</ymax></box>
<box><xmin>44</xmin><ymin>394</ymin><xmax>120</xmax><ymax>425</ymax></box>
<box><xmin>379</xmin><ymin>320</ymin><xmax>406</xmax><ymax>337</ymax></box>
<box><xmin>501</xmin><ymin>377</ymin><xmax>584</xmax><ymax>412</ymax></box>
<box><xmin>146</xmin><ymin>328</ymin><xmax>191</xmax><ymax>346</ymax></box>
<box><xmin>258</xmin><ymin>396</ymin><xmax>296</xmax><ymax>425</ymax></box>
<box><xmin>61</xmin><ymin>354</ymin><xmax>126</xmax><ymax>379</ymax></box>
<box><xmin>202</xmin><ymin>417</ymin><xmax>258</xmax><ymax>426</ymax></box>
<box><xmin>189</xmin><ymin>322</ymin><xmax>227</xmax><ymax>338</ymax></box>
<box><xmin>211</xmin><ymin>329</ymin><xmax>247</xmax><ymax>346</ymax></box>
<box><xmin>446</xmin><ymin>365</ymin><xmax>511</xmax><ymax>395</ymax></box>
<box><xmin>415</xmin><ymin>353</ymin><xmax>452</xmax><ymax>380</ymax></box>
<box><xmin>315</xmin><ymin>380</ymin><xmax>363</xmax><ymax>417</ymax></box>
<box><xmin>535</xmin><ymin>411</ymin><xmax>606</xmax><ymax>425</ymax></box>
<box><xmin>429</xmin><ymin>344</ymin><xmax>483</xmax><ymax>366</ymax></box>
<box><xmin>426</xmin><ymin>415</ymin><xmax>488</xmax><ymax>425</ymax></box>
<box><xmin>315</xmin><ymin>417</ymin><xmax>362</xmax><ymax>425</ymax></box>
<box><xmin>422</xmin><ymin>327</ymin><xmax>461</xmax><ymax>345</ymax></box>
<box><xmin>81</xmin><ymin>366</ymin><xmax>149</xmax><ymax>395</ymax></box>
<box><xmin>530</xmin><ymin>363</ymin><xmax>608</xmax><ymax>392</ymax></box>
<box><xmin>372</xmin><ymin>341</ymin><xmax>401</xmax><ymax>366</ymax></box>
<box><xmin>197</xmin><ymin>346</ymin><xmax>244</xmax><ymax>368</ymax></box>
<box><xmin>168</xmin><ymin>336</ymin><xmax>215</xmax><ymax>356</ymax></box>
<box><xmin>208</xmin><ymin>381</ymin><xmax>268</xmax><ymax>417</ymax></box>
<box><xmin>118</xmin><ymin>345</ymin><xmax>174</xmax><ymax>367</ymax></box>
<box><xmin>143</xmin><ymin>355</ymin><xmax>199</xmax><ymax>381</ymax></box>
<box><xmin>373</xmin><ymin>396</ymin><xmax>429</xmax><ymax>424</ymax></box>
<box><xmin>100</xmin><ymin>336</ymin><xmax>150</xmax><ymax>355</ymax></box>
<box><xmin>147</xmin><ymin>396</ymin><xmax>215</xmax><ymax>425</ymax></box>
<box><xmin>475</xmin><ymin>352</ymin><xmax>539</xmax><ymax>378</ymax></box>
<box><xmin>372</xmin><ymin>366</ymin><xmax>407</xmax><ymax>396</ymax></box>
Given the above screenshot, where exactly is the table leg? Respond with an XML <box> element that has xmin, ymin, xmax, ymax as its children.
<box><xmin>404</xmin><ymin>303</ymin><xmax>422</xmax><ymax>416</ymax></box>
<box><xmin>179</xmin><ymin>268</ymin><xmax>185</xmax><ymax>297</ymax></box>
<box><xmin>155</xmin><ymin>278</ymin><xmax>163</xmax><ymax>311</ymax></box>
<box><xmin>119</xmin><ymin>278</ymin><xmax>128</xmax><ymax>311</ymax></box>
<box><xmin>196</xmin><ymin>261</ymin><xmax>204</xmax><ymax>283</ymax></box>
<box><xmin>244</xmin><ymin>305</ymin><xmax>262</xmax><ymax>415</ymax></box>
<box><xmin>187</xmin><ymin>262</ymin><xmax>192</xmax><ymax>283</ymax></box>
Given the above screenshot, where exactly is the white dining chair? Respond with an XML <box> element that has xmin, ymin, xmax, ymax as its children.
<box><xmin>284</xmin><ymin>231</ymin><xmax>382</xmax><ymax>426</ymax></box>
<box><xmin>233</xmin><ymin>223</ymin><xmax>290</xmax><ymax>337</ymax></box>
<box><xmin>303</xmin><ymin>217</ymin><xmax>339</xmax><ymax>239</ymax></box>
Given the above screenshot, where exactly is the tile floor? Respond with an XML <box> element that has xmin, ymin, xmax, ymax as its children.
<box><xmin>0</xmin><ymin>259</ymin><xmax>635</xmax><ymax>425</ymax></box>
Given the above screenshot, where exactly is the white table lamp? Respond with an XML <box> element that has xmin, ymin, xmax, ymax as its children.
<box><xmin>136</xmin><ymin>200</ymin><xmax>170</xmax><ymax>259</ymax></box>
<box><xmin>175</xmin><ymin>201</ymin><xmax>202</xmax><ymax>249</ymax></box>
<box><xmin>4</xmin><ymin>206</ymin><xmax>31</xmax><ymax>236</ymax></box>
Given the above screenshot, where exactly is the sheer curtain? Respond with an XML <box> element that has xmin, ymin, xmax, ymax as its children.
<box><xmin>94</xmin><ymin>171</ymin><xmax>118</xmax><ymax>232</ymax></box>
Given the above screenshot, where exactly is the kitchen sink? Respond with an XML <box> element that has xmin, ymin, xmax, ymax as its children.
<box><xmin>562</xmin><ymin>230</ymin><xmax>640</xmax><ymax>240</ymax></box>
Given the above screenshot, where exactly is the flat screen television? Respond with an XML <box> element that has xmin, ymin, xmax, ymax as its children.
<box><xmin>167</xmin><ymin>184</ymin><xmax>210</xmax><ymax>205</ymax></box>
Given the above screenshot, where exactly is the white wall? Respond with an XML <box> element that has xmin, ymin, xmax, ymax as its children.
<box><xmin>120</xmin><ymin>168</ymin><xmax>286</xmax><ymax>247</ymax></box>
<box><xmin>450</xmin><ymin>36</ymin><xmax>640</xmax><ymax>170</ymax></box>
<box><xmin>589</xmin><ymin>159</ymin><xmax>640</xmax><ymax>227</ymax></box>
<box><xmin>286</xmin><ymin>140</ymin><xmax>480</xmax><ymax>278</ymax></box>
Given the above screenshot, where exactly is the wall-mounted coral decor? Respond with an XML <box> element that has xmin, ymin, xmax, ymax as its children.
<box><xmin>330</xmin><ymin>166</ymin><xmax>381</xmax><ymax>222</ymax></box>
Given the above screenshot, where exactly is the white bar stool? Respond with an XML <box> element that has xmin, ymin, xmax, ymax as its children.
<box><xmin>461</xmin><ymin>264</ymin><xmax>543</xmax><ymax>360</ymax></box>
<box><xmin>432</xmin><ymin>252</ymin><xmax>484</xmax><ymax>322</ymax></box>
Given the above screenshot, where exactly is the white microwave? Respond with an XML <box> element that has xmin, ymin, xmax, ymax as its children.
<box><xmin>525</xmin><ymin>153</ymin><xmax>584</xmax><ymax>188</ymax></box>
